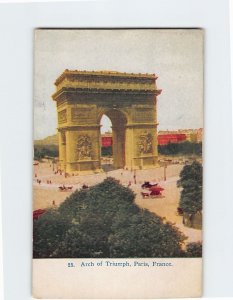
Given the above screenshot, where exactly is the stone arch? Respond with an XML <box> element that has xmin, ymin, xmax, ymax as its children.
<box><xmin>97</xmin><ymin>107</ymin><xmax>129</xmax><ymax>125</ymax></box>
<box><xmin>52</xmin><ymin>70</ymin><xmax>161</xmax><ymax>174</ymax></box>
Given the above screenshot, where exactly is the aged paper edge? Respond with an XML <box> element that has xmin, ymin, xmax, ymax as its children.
<box><xmin>33</xmin><ymin>258</ymin><xmax>202</xmax><ymax>299</ymax></box>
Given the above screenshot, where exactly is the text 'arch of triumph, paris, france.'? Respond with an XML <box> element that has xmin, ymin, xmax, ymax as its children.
<box><xmin>52</xmin><ymin>70</ymin><xmax>162</xmax><ymax>174</ymax></box>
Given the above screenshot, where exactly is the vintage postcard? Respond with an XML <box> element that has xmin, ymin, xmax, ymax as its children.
<box><xmin>33</xmin><ymin>29</ymin><xmax>203</xmax><ymax>298</ymax></box>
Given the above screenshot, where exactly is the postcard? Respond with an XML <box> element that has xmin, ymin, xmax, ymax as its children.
<box><xmin>33</xmin><ymin>29</ymin><xmax>203</xmax><ymax>299</ymax></box>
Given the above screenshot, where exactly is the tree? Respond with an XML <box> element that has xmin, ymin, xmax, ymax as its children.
<box><xmin>177</xmin><ymin>161</ymin><xmax>202</xmax><ymax>214</ymax></box>
<box><xmin>33</xmin><ymin>177</ymin><xmax>187</xmax><ymax>258</ymax></box>
<box><xmin>109</xmin><ymin>210</ymin><xmax>185</xmax><ymax>258</ymax></box>
<box><xmin>186</xmin><ymin>242</ymin><xmax>202</xmax><ymax>257</ymax></box>
<box><xmin>158</xmin><ymin>141</ymin><xmax>202</xmax><ymax>156</ymax></box>
<box><xmin>34</xmin><ymin>145</ymin><xmax>58</xmax><ymax>161</ymax></box>
<box><xmin>33</xmin><ymin>209</ymin><xmax>71</xmax><ymax>258</ymax></box>
<box><xmin>101</xmin><ymin>146</ymin><xmax>112</xmax><ymax>156</ymax></box>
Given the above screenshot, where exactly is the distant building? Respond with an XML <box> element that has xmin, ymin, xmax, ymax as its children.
<box><xmin>158</xmin><ymin>133</ymin><xmax>186</xmax><ymax>145</ymax></box>
<box><xmin>101</xmin><ymin>133</ymin><xmax>113</xmax><ymax>147</ymax></box>
<box><xmin>158</xmin><ymin>128</ymin><xmax>203</xmax><ymax>145</ymax></box>
<box><xmin>101</xmin><ymin>129</ymin><xmax>203</xmax><ymax>147</ymax></box>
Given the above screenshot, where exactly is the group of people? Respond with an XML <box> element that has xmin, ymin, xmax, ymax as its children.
<box><xmin>54</xmin><ymin>170</ymin><xmax>62</xmax><ymax>175</ymax></box>
<box><xmin>35</xmin><ymin>176</ymin><xmax>53</xmax><ymax>185</ymax></box>
<box><xmin>54</xmin><ymin>170</ymin><xmax>74</xmax><ymax>178</ymax></box>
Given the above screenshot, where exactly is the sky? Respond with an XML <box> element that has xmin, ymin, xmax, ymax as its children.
<box><xmin>34</xmin><ymin>29</ymin><xmax>203</xmax><ymax>139</ymax></box>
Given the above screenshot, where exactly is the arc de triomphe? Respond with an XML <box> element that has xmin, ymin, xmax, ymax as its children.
<box><xmin>52</xmin><ymin>70</ymin><xmax>161</xmax><ymax>174</ymax></box>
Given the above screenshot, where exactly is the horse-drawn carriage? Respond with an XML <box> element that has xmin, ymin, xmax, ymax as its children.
<box><xmin>141</xmin><ymin>181</ymin><xmax>158</xmax><ymax>189</ymax></box>
<box><xmin>58</xmin><ymin>185</ymin><xmax>73</xmax><ymax>192</ymax></box>
<box><xmin>141</xmin><ymin>182</ymin><xmax>164</xmax><ymax>199</ymax></box>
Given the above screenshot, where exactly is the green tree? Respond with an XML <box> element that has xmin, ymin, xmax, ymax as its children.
<box><xmin>33</xmin><ymin>177</ymin><xmax>187</xmax><ymax>258</ymax></box>
<box><xmin>109</xmin><ymin>210</ymin><xmax>185</xmax><ymax>258</ymax></box>
<box><xmin>186</xmin><ymin>242</ymin><xmax>202</xmax><ymax>257</ymax></box>
<box><xmin>158</xmin><ymin>141</ymin><xmax>202</xmax><ymax>156</ymax></box>
<box><xmin>34</xmin><ymin>145</ymin><xmax>58</xmax><ymax>161</ymax></box>
<box><xmin>33</xmin><ymin>209</ymin><xmax>71</xmax><ymax>258</ymax></box>
<box><xmin>101</xmin><ymin>146</ymin><xmax>113</xmax><ymax>156</ymax></box>
<box><xmin>177</xmin><ymin>161</ymin><xmax>202</xmax><ymax>214</ymax></box>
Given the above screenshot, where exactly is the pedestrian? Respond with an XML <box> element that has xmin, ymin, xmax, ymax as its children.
<box><xmin>133</xmin><ymin>175</ymin><xmax>136</xmax><ymax>184</ymax></box>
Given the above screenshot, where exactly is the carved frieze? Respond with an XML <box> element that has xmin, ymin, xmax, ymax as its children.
<box><xmin>76</xmin><ymin>135</ymin><xmax>92</xmax><ymax>160</ymax></box>
<box><xmin>58</xmin><ymin>109</ymin><xmax>67</xmax><ymax>124</ymax></box>
<box><xmin>134</xmin><ymin>107</ymin><xmax>154</xmax><ymax>123</ymax></box>
<box><xmin>71</xmin><ymin>107</ymin><xmax>96</xmax><ymax>124</ymax></box>
<box><xmin>138</xmin><ymin>132</ymin><xmax>153</xmax><ymax>154</ymax></box>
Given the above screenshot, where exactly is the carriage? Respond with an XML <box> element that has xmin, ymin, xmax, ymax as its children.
<box><xmin>141</xmin><ymin>185</ymin><xmax>164</xmax><ymax>198</ymax></box>
<box><xmin>58</xmin><ymin>185</ymin><xmax>73</xmax><ymax>191</ymax></box>
<box><xmin>141</xmin><ymin>181</ymin><xmax>158</xmax><ymax>189</ymax></box>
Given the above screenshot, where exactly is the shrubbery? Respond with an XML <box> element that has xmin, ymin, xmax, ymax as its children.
<box><xmin>33</xmin><ymin>178</ymin><xmax>187</xmax><ymax>258</ymax></box>
<box><xmin>158</xmin><ymin>141</ymin><xmax>202</xmax><ymax>156</ymax></box>
<box><xmin>34</xmin><ymin>145</ymin><xmax>113</xmax><ymax>159</ymax></box>
<box><xmin>177</xmin><ymin>161</ymin><xmax>202</xmax><ymax>214</ymax></box>
<box><xmin>34</xmin><ymin>145</ymin><xmax>58</xmax><ymax>161</ymax></box>
<box><xmin>101</xmin><ymin>146</ymin><xmax>112</xmax><ymax>156</ymax></box>
<box><xmin>186</xmin><ymin>242</ymin><xmax>202</xmax><ymax>257</ymax></box>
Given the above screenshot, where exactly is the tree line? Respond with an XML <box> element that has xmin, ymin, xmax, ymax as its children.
<box><xmin>102</xmin><ymin>142</ymin><xmax>202</xmax><ymax>157</ymax></box>
<box><xmin>177</xmin><ymin>161</ymin><xmax>202</xmax><ymax>215</ymax></box>
<box><xmin>34</xmin><ymin>141</ymin><xmax>202</xmax><ymax>161</ymax></box>
<box><xmin>158</xmin><ymin>141</ymin><xmax>202</xmax><ymax>156</ymax></box>
<box><xmin>34</xmin><ymin>145</ymin><xmax>58</xmax><ymax>161</ymax></box>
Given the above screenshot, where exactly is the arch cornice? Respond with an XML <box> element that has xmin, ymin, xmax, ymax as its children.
<box><xmin>58</xmin><ymin>125</ymin><xmax>101</xmax><ymax>131</ymax></box>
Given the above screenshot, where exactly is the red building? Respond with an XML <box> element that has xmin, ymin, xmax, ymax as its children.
<box><xmin>101</xmin><ymin>133</ymin><xmax>113</xmax><ymax>147</ymax></box>
<box><xmin>158</xmin><ymin>133</ymin><xmax>186</xmax><ymax>145</ymax></box>
<box><xmin>101</xmin><ymin>129</ymin><xmax>202</xmax><ymax>147</ymax></box>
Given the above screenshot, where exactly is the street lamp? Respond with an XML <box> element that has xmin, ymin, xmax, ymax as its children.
<box><xmin>164</xmin><ymin>162</ymin><xmax>167</xmax><ymax>181</ymax></box>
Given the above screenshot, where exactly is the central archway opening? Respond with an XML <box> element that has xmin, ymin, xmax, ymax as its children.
<box><xmin>100</xmin><ymin>110</ymin><xmax>127</xmax><ymax>172</ymax></box>
<box><xmin>100</xmin><ymin>115</ymin><xmax>113</xmax><ymax>169</ymax></box>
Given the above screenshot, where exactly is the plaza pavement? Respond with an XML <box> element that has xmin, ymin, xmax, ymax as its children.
<box><xmin>33</xmin><ymin>161</ymin><xmax>202</xmax><ymax>245</ymax></box>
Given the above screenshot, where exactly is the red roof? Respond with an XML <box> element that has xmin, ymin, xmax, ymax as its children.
<box><xmin>158</xmin><ymin>134</ymin><xmax>186</xmax><ymax>145</ymax></box>
<box><xmin>101</xmin><ymin>136</ymin><xmax>112</xmax><ymax>147</ymax></box>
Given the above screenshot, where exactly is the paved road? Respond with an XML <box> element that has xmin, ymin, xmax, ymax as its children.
<box><xmin>33</xmin><ymin>162</ymin><xmax>202</xmax><ymax>245</ymax></box>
